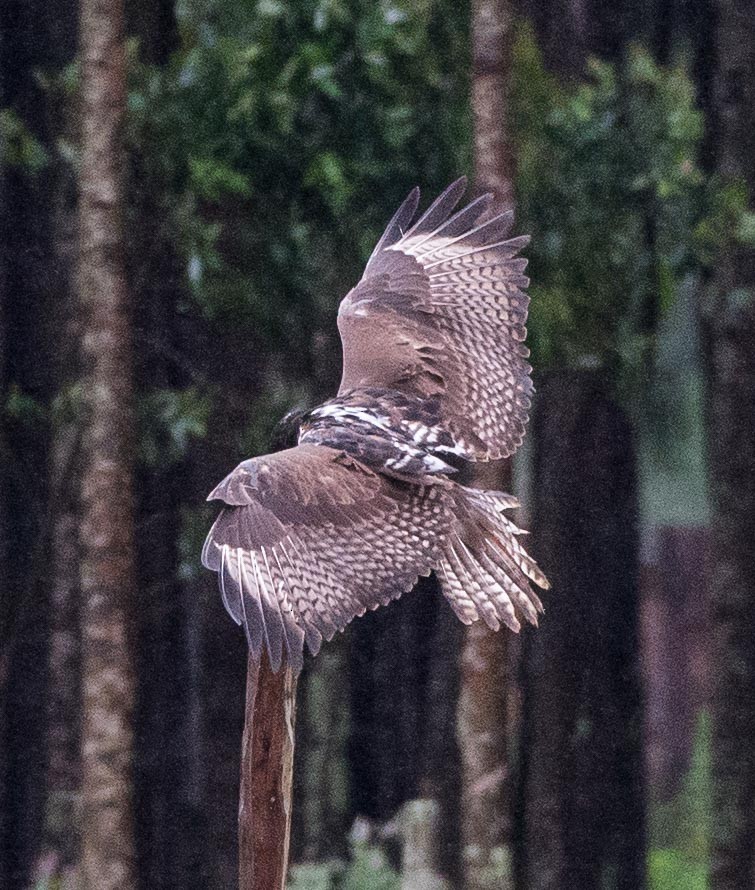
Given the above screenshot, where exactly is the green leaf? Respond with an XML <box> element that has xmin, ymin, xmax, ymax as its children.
<box><xmin>0</xmin><ymin>108</ymin><xmax>49</xmax><ymax>173</ymax></box>
<box><xmin>188</xmin><ymin>156</ymin><xmax>252</xmax><ymax>201</ymax></box>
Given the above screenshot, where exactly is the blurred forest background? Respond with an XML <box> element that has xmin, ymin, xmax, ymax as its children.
<box><xmin>2</xmin><ymin>0</ymin><xmax>755</xmax><ymax>888</ymax></box>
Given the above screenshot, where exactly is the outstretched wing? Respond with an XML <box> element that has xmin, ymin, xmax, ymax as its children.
<box><xmin>201</xmin><ymin>444</ymin><xmax>452</xmax><ymax>670</ymax></box>
<box><xmin>337</xmin><ymin>177</ymin><xmax>532</xmax><ymax>461</ymax></box>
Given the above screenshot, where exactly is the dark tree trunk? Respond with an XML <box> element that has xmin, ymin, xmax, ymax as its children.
<box><xmin>516</xmin><ymin>371</ymin><xmax>646</xmax><ymax>890</ymax></box>
<box><xmin>43</xmin><ymin>104</ymin><xmax>82</xmax><ymax>884</ymax></box>
<box><xmin>348</xmin><ymin>593</ymin><xmax>428</xmax><ymax>823</ymax></box>
<box><xmin>345</xmin><ymin>580</ymin><xmax>461</xmax><ymax>881</ymax></box>
<box><xmin>704</xmin><ymin>2</ymin><xmax>755</xmax><ymax>887</ymax></box>
<box><xmin>0</xmin><ymin>1</ymin><xmax>72</xmax><ymax>885</ymax></box>
<box><xmin>516</xmin><ymin>0</ymin><xmax>590</xmax><ymax>79</ymax></box>
<box><xmin>202</xmin><ymin>582</ymin><xmax>247</xmax><ymax>890</ymax></box>
<box><xmin>419</xmin><ymin>581</ymin><xmax>464</xmax><ymax>884</ymax></box>
<box><xmin>124</xmin><ymin>3</ymin><xmax>202</xmax><ymax>885</ymax></box>
<box><xmin>77</xmin><ymin>0</ymin><xmax>137</xmax><ymax>886</ymax></box>
<box><xmin>45</xmin><ymin>427</ymin><xmax>82</xmax><ymax>882</ymax></box>
<box><xmin>0</xmin><ymin>106</ymin><xmax>7</xmax><ymax>890</ymax></box>
<box><xmin>293</xmin><ymin>637</ymin><xmax>351</xmax><ymax>862</ymax></box>
<box><xmin>509</xmin><ymin>8</ymin><xmax>652</xmax><ymax>889</ymax></box>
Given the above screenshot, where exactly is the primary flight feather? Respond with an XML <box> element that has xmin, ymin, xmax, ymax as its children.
<box><xmin>202</xmin><ymin>178</ymin><xmax>548</xmax><ymax>671</ymax></box>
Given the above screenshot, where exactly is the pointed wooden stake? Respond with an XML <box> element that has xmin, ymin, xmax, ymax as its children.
<box><xmin>239</xmin><ymin>652</ymin><xmax>299</xmax><ymax>890</ymax></box>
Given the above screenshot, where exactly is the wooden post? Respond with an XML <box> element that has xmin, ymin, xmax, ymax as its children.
<box><xmin>239</xmin><ymin>651</ymin><xmax>299</xmax><ymax>890</ymax></box>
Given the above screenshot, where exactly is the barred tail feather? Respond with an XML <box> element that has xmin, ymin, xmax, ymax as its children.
<box><xmin>437</xmin><ymin>486</ymin><xmax>548</xmax><ymax>632</ymax></box>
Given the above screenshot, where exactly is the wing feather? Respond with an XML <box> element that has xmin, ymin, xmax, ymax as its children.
<box><xmin>202</xmin><ymin>185</ymin><xmax>551</xmax><ymax>666</ymax></box>
<box><xmin>237</xmin><ymin>549</ymin><xmax>265</xmax><ymax>654</ymax></box>
<box><xmin>338</xmin><ymin>182</ymin><xmax>533</xmax><ymax>460</ymax></box>
<box><xmin>202</xmin><ymin>444</ymin><xmax>453</xmax><ymax>669</ymax></box>
<box><xmin>363</xmin><ymin>187</ymin><xmax>420</xmax><ymax>275</ymax></box>
<box><xmin>401</xmin><ymin>177</ymin><xmax>467</xmax><ymax>243</ymax></box>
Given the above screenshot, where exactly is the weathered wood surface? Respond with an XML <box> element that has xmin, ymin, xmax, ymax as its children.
<box><xmin>239</xmin><ymin>653</ymin><xmax>299</xmax><ymax>890</ymax></box>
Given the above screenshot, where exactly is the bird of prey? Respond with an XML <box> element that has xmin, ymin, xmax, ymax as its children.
<box><xmin>202</xmin><ymin>177</ymin><xmax>549</xmax><ymax>671</ymax></box>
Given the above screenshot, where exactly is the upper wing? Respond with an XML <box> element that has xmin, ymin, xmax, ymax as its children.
<box><xmin>201</xmin><ymin>443</ymin><xmax>452</xmax><ymax>670</ymax></box>
<box><xmin>337</xmin><ymin>178</ymin><xmax>532</xmax><ymax>460</ymax></box>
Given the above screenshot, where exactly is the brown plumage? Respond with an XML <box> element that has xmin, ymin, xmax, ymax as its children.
<box><xmin>339</xmin><ymin>177</ymin><xmax>532</xmax><ymax>460</ymax></box>
<box><xmin>202</xmin><ymin>179</ymin><xmax>549</xmax><ymax>671</ymax></box>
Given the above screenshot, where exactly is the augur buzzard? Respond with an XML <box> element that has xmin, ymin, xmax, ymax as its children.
<box><xmin>202</xmin><ymin>178</ymin><xmax>549</xmax><ymax>671</ymax></box>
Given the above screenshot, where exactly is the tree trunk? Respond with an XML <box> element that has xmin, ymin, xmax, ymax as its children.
<box><xmin>704</xmin><ymin>2</ymin><xmax>755</xmax><ymax>887</ymax></box>
<box><xmin>0</xmin><ymin>75</ymin><xmax>9</xmax><ymax>890</ymax></box>
<box><xmin>419</xmin><ymin>580</ymin><xmax>464</xmax><ymax>884</ymax></box>
<box><xmin>471</xmin><ymin>0</ymin><xmax>515</xmax><ymax>201</ymax></box>
<box><xmin>77</xmin><ymin>0</ymin><xmax>137</xmax><ymax>887</ymax></box>
<box><xmin>349</xmin><ymin>591</ymin><xmax>428</xmax><ymax>824</ymax></box>
<box><xmin>515</xmin><ymin>0</ymin><xmax>589</xmax><ymax>79</ymax></box>
<box><xmin>516</xmin><ymin>371</ymin><xmax>645</xmax><ymax>890</ymax></box>
<box><xmin>124</xmin><ymin>4</ymin><xmax>200</xmax><ymax>885</ymax></box>
<box><xmin>0</xmin><ymin>2</ymin><xmax>70</xmax><ymax>884</ymax></box>
<box><xmin>45</xmin><ymin>413</ymin><xmax>83</xmax><ymax>885</ymax></box>
<box><xmin>44</xmin><ymin>119</ymin><xmax>82</xmax><ymax>884</ymax></box>
<box><xmin>293</xmin><ymin>637</ymin><xmax>351</xmax><ymax>862</ymax></box>
<box><xmin>458</xmin><ymin>3</ymin><xmax>517</xmax><ymax>888</ymax></box>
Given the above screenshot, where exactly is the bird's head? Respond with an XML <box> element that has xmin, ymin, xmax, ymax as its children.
<box><xmin>270</xmin><ymin>407</ymin><xmax>308</xmax><ymax>451</ymax></box>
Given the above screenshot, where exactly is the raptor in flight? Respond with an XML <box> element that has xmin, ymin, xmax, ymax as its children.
<box><xmin>202</xmin><ymin>178</ymin><xmax>549</xmax><ymax>671</ymax></box>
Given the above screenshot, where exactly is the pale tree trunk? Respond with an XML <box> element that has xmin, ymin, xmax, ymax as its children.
<box><xmin>77</xmin><ymin>0</ymin><xmax>137</xmax><ymax>887</ymax></box>
<box><xmin>705</xmin><ymin>2</ymin><xmax>755</xmax><ymax>887</ymax></box>
<box><xmin>458</xmin><ymin>3</ymin><xmax>516</xmax><ymax>888</ymax></box>
<box><xmin>471</xmin><ymin>0</ymin><xmax>515</xmax><ymax>200</ymax></box>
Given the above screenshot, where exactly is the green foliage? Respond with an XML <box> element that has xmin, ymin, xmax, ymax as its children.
<box><xmin>338</xmin><ymin>842</ymin><xmax>400</xmax><ymax>890</ymax></box>
<box><xmin>288</xmin><ymin>842</ymin><xmax>400</xmax><ymax>890</ymax></box>
<box><xmin>51</xmin><ymin>382</ymin><xmax>87</xmax><ymax>427</ymax></box>
<box><xmin>650</xmin><ymin>711</ymin><xmax>711</xmax><ymax>862</ymax></box>
<box><xmin>649</xmin><ymin>711</ymin><xmax>711</xmax><ymax>890</ymax></box>
<box><xmin>11</xmin><ymin>3</ymin><xmax>746</xmax><ymax>468</ymax></box>
<box><xmin>128</xmin><ymin>0</ymin><xmax>470</xmax><ymax>394</ymax></box>
<box><xmin>138</xmin><ymin>386</ymin><xmax>211</xmax><ymax>466</ymax></box>
<box><xmin>4</xmin><ymin>384</ymin><xmax>47</xmax><ymax>427</ymax></box>
<box><xmin>0</xmin><ymin>108</ymin><xmax>49</xmax><ymax>173</ymax></box>
<box><xmin>122</xmin><ymin>0</ymin><xmax>472</xmax><ymax>462</ymax></box>
<box><xmin>649</xmin><ymin>849</ymin><xmax>707</xmax><ymax>890</ymax></box>
<box><xmin>235</xmin><ymin>379</ymin><xmax>312</xmax><ymax>457</ymax></box>
<box><xmin>289</xmin><ymin>861</ymin><xmax>340</xmax><ymax>890</ymax></box>
<box><xmin>512</xmin><ymin>25</ymin><xmax>745</xmax><ymax>398</ymax></box>
<box><xmin>178</xmin><ymin>505</ymin><xmax>217</xmax><ymax>581</ymax></box>
<box><xmin>694</xmin><ymin>178</ymin><xmax>755</xmax><ymax>266</ymax></box>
